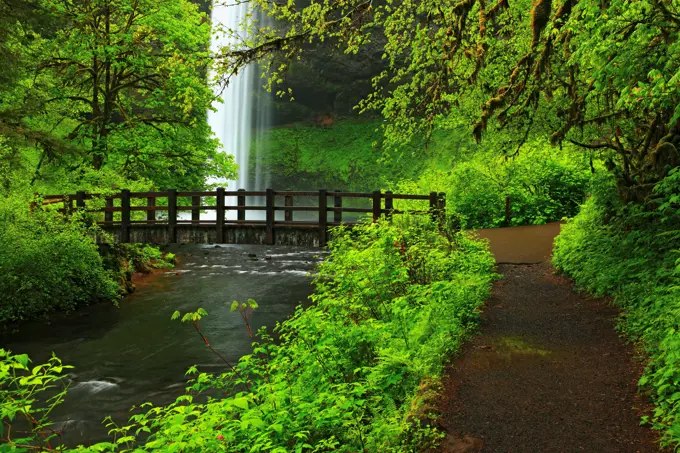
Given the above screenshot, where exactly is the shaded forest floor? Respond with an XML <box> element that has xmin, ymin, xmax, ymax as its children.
<box><xmin>439</xmin><ymin>263</ymin><xmax>663</xmax><ymax>453</ymax></box>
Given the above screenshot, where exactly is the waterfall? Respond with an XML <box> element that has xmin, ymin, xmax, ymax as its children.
<box><xmin>207</xmin><ymin>1</ymin><xmax>271</xmax><ymax>219</ymax></box>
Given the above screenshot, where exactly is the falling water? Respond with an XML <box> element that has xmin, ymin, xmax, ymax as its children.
<box><xmin>207</xmin><ymin>1</ymin><xmax>271</xmax><ymax>213</ymax></box>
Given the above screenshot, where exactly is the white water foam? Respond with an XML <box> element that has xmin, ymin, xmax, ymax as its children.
<box><xmin>72</xmin><ymin>380</ymin><xmax>119</xmax><ymax>393</ymax></box>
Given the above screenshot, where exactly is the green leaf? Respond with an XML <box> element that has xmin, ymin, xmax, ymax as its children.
<box><xmin>232</xmin><ymin>397</ymin><xmax>249</xmax><ymax>410</ymax></box>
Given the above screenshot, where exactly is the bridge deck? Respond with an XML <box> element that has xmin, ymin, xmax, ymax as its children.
<box><xmin>39</xmin><ymin>189</ymin><xmax>445</xmax><ymax>247</ymax></box>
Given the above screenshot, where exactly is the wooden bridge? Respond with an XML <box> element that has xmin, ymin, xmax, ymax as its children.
<box><xmin>41</xmin><ymin>189</ymin><xmax>446</xmax><ymax>247</ymax></box>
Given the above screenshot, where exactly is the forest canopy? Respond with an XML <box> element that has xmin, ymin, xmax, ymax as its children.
<box><xmin>0</xmin><ymin>0</ymin><xmax>235</xmax><ymax>193</ymax></box>
<box><xmin>224</xmin><ymin>0</ymin><xmax>680</xmax><ymax>203</ymax></box>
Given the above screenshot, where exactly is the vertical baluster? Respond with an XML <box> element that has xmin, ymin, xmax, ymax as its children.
<box><xmin>429</xmin><ymin>192</ymin><xmax>438</xmax><ymax>223</ymax></box>
<box><xmin>105</xmin><ymin>198</ymin><xmax>113</xmax><ymax>223</ymax></box>
<box><xmin>266</xmin><ymin>188</ymin><xmax>275</xmax><ymax>245</ymax></box>
<box><xmin>147</xmin><ymin>196</ymin><xmax>156</xmax><ymax>225</ymax></box>
<box><xmin>168</xmin><ymin>189</ymin><xmax>177</xmax><ymax>244</ymax></box>
<box><xmin>384</xmin><ymin>190</ymin><xmax>394</xmax><ymax>220</ymax></box>
<box><xmin>319</xmin><ymin>189</ymin><xmax>327</xmax><ymax>247</ymax></box>
<box><xmin>237</xmin><ymin>189</ymin><xmax>246</xmax><ymax>222</ymax></box>
<box><xmin>121</xmin><ymin>189</ymin><xmax>131</xmax><ymax>243</ymax></box>
<box><xmin>76</xmin><ymin>191</ymin><xmax>86</xmax><ymax>210</ymax></box>
<box><xmin>372</xmin><ymin>190</ymin><xmax>381</xmax><ymax>222</ymax></box>
<box><xmin>284</xmin><ymin>191</ymin><xmax>293</xmax><ymax>222</ymax></box>
<box><xmin>333</xmin><ymin>190</ymin><xmax>342</xmax><ymax>224</ymax></box>
<box><xmin>192</xmin><ymin>195</ymin><xmax>200</xmax><ymax>225</ymax></box>
<box><xmin>216</xmin><ymin>188</ymin><xmax>225</xmax><ymax>243</ymax></box>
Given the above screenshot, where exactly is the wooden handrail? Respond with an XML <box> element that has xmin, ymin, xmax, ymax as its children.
<box><xmin>38</xmin><ymin>188</ymin><xmax>443</xmax><ymax>245</ymax></box>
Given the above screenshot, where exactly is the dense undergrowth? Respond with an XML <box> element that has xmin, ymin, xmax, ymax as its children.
<box><xmin>1</xmin><ymin>218</ymin><xmax>496</xmax><ymax>452</ymax></box>
<box><xmin>254</xmin><ymin>120</ymin><xmax>592</xmax><ymax>228</ymax></box>
<box><xmin>0</xmin><ymin>164</ymin><xmax>177</xmax><ymax>324</ymax></box>
<box><xmin>0</xmin><ymin>192</ymin><xmax>174</xmax><ymax>324</ymax></box>
<box><xmin>553</xmin><ymin>169</ymin><xmax>680</xmax><ymax>448</ymax></box>
<box><xmin>0</xmin><ymin>195</ymin><xmax>117</xmax><ymax>323</ymax></box>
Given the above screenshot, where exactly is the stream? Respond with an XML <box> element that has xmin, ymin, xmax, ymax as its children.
<box><xmin>2</xmin><ymin>244</ymin><xmax>321</xmax><ymax>447</ymax></box>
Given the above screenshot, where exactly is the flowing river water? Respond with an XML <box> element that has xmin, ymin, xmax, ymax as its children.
<box><xmin>2</xmin><ymin>244</ymin><xmax>321</xmax><ymax>447</ymax></box>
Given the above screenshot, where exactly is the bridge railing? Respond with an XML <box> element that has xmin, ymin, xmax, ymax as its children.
<box><xmin>39</xmin><ymin>189</ymin><xmax>445</xmax><ymax>246</ymax></box>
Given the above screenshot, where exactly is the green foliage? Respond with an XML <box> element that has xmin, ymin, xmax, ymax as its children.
<box><xmin>394</xmin><ymin>141</ymin><xmax>592</xmax><ymax>228</ymax></box>
<box><xmin>0</xmin><ymin>349</ymin><xmax>73</xmax><ymax>452</ymax></box>
<box><xmin>253</xmin><ymin>119</ymin><xmax>424</xmax><ymax>191</ymax></box>
<box><xmin>0</xmin><ymin>195</ymin><xmax>119</xmax><ymax>323</ymax></box>
<box><xmin>23</xmin><ymin>218</ymin><xmax>491</xmax><ymax>453</ymax></box>
<box><xmin>34</xmin><ymin>0</ymin><xmax>234</xmax><ymax>186</ymax></box>
<box><xmin>126</xmin><ymin>245</ymin><xmax>176</xmax><ymax>272</ymax></box>
<box><xmin>553</xmin><ymin>168</ymin><xmax>680</xmax><ymax>447</ymax></box>
<box><xmin>0</xmin><ymin>0</ymin><xmax>234</xmax><ymax>192</ymax></box>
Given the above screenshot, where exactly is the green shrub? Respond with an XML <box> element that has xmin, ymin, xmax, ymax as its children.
<box><xmin>394</xmin><ymin>142</ymin><xmax>593</xmax><ymax>228</ymax></box>
<box><xmin>255</xmin><ymin>120</ymin><xmax>591</xmax><ymax>229</ymax></box>
<box><xmin>553</xmin><ymin>168</ymin><xmax>680</xmax><ymax>448</ymax></box>
<box><xmin>0</xmin><ymin>196</ymin><xmax>119</xmax><ymax>323</ymax></box>
<box><xmin>0</xmin><ymin>349</ymin><xmax>72</xmax><ymax>452</ymax></box>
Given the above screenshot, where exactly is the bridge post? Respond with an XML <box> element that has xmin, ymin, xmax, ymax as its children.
<box><xmin>121</xmin><ymin>189</ymin><xmax>131</xmax><ymax>243</ymax></box>
<box><xmin>237</xmin><ymin>189</ymin><xmax>246</xmax><ymax>222</ymax></box>
<box><xmin>216</xmin><ymin>188</ymin><xmax>225</xmax><ymax>243</ymax></box>
<box><xmin>105</xmin><ymin>198</ymin><xmax>113</xmax><ymax>223</ymax></box>
<box><xmin>319</xmin><ymin>189</ymin><xmax>327</xmax><ymax>247</ymax></box>
<box><xmin>191</xmin><ymin>196</ymin><xmax>200</xmax><ymax>225</ymax></box>
<box><xmin>284</xmin><ymin>191</ymin><xmax>293</xmax><ymax>222</ymax></box>
<box><xmin>385</xmin><ymin>191</ymin><xmax>394</xmax><ymax>220</ymax></box>
<box><xmin>429</xmin><ymin>192</ymin><xmax>438</xmax><ymax>223</ymax></box>
<box><xmin>168</xmin><ymin>189</ymin><xmax>177</xmax><ymax>244</ymax></box>
<box><xmin>372</xmin><ymin>190</ymin><xmax>382</xmax><ymax>222</ymax></box>
<box><xmin>265</xmin><ymin>188</ymin><xmax>275</xmax><ymax>245</ymax></box>
<box><xmin>333</xmin><ymin>190</ymin><xmax>342</xmax><ymax>224</ymax></box>
<box><xmin>147</xmin><ymin>196</ymin><xmax>156</xmax><ymax>224</ymax></box>
<box><xmin>75</xmin><ymin>191</ymin><xmax>86</xmax><ymax>210</ymax></box>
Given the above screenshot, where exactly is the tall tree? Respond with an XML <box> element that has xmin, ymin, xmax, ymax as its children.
<box><xmin>38</xmin><ymin>0</ymin><xmax>234</xmax><ymax>187</ymax></box>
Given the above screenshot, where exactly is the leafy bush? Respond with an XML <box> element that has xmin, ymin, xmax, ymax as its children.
<box><xmin>0</xmin><ymin>349</ymin><xmax>72</xmax><ymax>451</ymax></box>
<box><xmin>553</xmin><ymin>168</ymin><xmax>680</xmax><ymax>448</ymax></box>
<box><xmin>394</xmin><ymin>142</ymin><xmax>593</xmax><ymax>228</ymax></box>
<box><xmin>402</xmin><ymin>142</ymin><xmax>590</xmax><ymax>228</ymax></box>
<box><xmin>255</xmin><ymin>120</ymin><xmax>591</xmax><ymax>229</ymax></box>
<box><xmin>0</xmin><ymin>196</ymin><xmax>119</xmax><ymax>323</ymax></box>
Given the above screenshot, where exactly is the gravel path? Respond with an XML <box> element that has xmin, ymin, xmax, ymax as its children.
<box><xmin>439</xmin><ymin>263</ymin><xmax>662</xmax><ymax>453</ymax></box>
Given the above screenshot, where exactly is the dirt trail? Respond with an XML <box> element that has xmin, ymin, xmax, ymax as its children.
<box><xmin>440</xmin><ymin>263</ymin><xmax>662</xmax><ymax>453</ymax></box>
